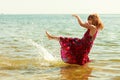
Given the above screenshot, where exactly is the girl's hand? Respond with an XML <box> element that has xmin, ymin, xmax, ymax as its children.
<box><xmin>72</xmin><ymin>14</ymin><xmax>79</xmax><ymax>18</ymax></box>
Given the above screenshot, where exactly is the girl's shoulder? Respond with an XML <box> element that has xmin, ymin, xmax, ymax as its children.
<box><xmin>89</xmin><ymin>25</ymin><xmax>98</xmax><ymax>37</ymax></box>
<box><xmin>89</xmin><ymin>24</ymin><xmax>97</xmax><ymax>30</ymax></box>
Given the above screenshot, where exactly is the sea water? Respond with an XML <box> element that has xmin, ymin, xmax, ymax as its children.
<box><xmin>0</xmin><ymin>14</ymin><xmax>120</xmax><ymax>80</ymax></box>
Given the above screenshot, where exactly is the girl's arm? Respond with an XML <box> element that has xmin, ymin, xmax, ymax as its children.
<box><xmin>72</xmin><ymin>14</ymin><xmax>95</xmax><ymax>30</ymax></box>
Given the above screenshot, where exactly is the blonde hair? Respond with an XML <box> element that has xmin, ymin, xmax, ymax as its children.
<box><xmin>88</xmin><ymin>14</ymin><xmax>104</xmax><ymax>30</ymax></box>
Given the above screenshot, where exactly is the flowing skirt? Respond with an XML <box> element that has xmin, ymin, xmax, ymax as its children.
<box><xmin>59</xmin><ymin>37</ymin><xmax>91</xmax><ymax>65</ymax></box>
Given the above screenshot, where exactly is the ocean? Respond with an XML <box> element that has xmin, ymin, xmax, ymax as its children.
<box><xmin>0</xmin><ymin>14</ymin><xmax>120</xmax><ymax>80</ymax></box>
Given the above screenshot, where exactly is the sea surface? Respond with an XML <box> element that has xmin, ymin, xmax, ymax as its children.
<box><xmin>0</xmin><ymin>14</ymin><xmax>120</xmax><ymax>80</ymax></box>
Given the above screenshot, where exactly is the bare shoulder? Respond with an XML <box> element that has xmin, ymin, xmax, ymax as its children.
<box><xmin>90</xmin><ymin>25</ymin><xmax>97</xmax><ymax>30</ymax></box>
<box><xmin>89</xmin><ymin>25</ymin><xmax>97</xmax><ymax>36</ymax></box>
<box><xmin>84</xmin><ymin>23</ymin><xmax>96</xmax><ymax>30</ymax></box>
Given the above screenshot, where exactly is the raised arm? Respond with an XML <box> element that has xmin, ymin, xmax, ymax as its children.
<box><xmin>72</xmin><ymin>14</ymin><xmax>86</xmax><ymax>27</ymax></box>
<box><xmin>72</xmin><ymin>14</ymin><xmax>94</xmax><ymax>30</ymax></box>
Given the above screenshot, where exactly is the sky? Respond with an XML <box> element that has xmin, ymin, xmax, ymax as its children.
<box><xmin>0</xmin><ymin>0</ymin><xmax>120</xmax><ymax>14</ymax></box>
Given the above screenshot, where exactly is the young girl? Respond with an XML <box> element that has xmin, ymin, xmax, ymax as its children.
<box><xmin>46</xmin><ymin>14</ymin><xmax>104</xmax><ymax>65</ymax></box>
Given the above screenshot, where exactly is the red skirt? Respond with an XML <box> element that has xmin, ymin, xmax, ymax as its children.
<box><xmin>59</xmin><ymin>37</ymin><xmax>91</xmax><ymax>65</ymax></box>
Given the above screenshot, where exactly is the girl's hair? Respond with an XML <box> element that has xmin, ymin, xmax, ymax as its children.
<box><xmin>88</xmin><ymin>14</ymin><xmax>104</xmax><ymax>30</ymax></box>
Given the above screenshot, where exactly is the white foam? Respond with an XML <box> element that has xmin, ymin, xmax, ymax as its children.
<box><xmin>28</xmin><ymin>39</ymin><xmax>55</xmax><ymax>61</ymax></box>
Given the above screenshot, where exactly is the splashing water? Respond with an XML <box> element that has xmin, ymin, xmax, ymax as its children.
<box><xmin>28</xmin><ymin>39</ymin><xmax>55</xmax><ymax>61</ymax></box>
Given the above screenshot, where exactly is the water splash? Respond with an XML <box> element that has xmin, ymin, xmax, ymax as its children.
<box><xmin>28</xmin><ymin>39</ymin><xmax>55</xmax><ymax>61</ymax></box>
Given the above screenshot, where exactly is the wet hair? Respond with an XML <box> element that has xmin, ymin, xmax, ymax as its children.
<box><xmin>88</xmin><ymin>14</ymin><xmax>104</xmax><ymax>30</ymax></box>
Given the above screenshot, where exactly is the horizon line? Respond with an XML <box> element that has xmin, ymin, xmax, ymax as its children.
<box><xmin>0</xmin><ymin>13</ymin><xmax>120</xmax><ymax>15</ymax></box>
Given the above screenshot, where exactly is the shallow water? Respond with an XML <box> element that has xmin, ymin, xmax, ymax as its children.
<box><xmin>0</xmin><ymin>14</ymin><xmax>120</xmax><ymax>80</ymax></box>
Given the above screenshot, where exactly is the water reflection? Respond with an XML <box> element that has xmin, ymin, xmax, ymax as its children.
<box><xmin>60</xmin><ymin>64</ymin><xmax>92</xmax><ymax>80</ymax></box>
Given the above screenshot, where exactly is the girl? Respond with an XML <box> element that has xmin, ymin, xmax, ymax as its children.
<box><xmin>46</xmin><ymin>14</ymin><xmax>104</xmax><ymax>65</ymax></box>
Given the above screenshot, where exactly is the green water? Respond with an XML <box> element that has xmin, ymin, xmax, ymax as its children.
<box><xmin>0</xmin><ymin>14</ymin><xmax>120</xmax><ymax>80</ymax></box>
